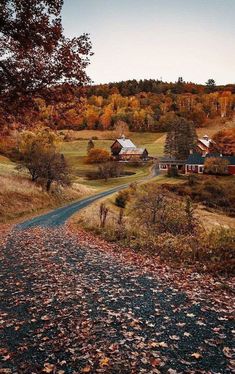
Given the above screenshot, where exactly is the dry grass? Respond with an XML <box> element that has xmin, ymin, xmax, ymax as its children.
<box><xmin>0</xmin><ymin>174</ymin><xmax>95</xmax><ymax>223</ymax></box>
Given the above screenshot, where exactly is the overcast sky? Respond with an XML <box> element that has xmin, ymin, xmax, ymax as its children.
<box><xmin>62</xmin><ymin>0</ymin><xmax>235</xmax><ymax>85</ymax></box>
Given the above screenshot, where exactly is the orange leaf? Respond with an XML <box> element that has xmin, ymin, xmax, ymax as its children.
<box><xmin>100</xmin><ymin>357</ymin><xmax>110</xmax><ymax>367</ymax></box>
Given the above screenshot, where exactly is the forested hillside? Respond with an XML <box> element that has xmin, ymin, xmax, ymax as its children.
<box><xmin>1</xmin><ymin>79</ymin><xmax>235</xmax><ymax>134</ymax></box>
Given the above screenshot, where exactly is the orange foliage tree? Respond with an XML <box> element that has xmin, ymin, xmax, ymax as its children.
<box><xmin>86</xmin><ymin>148</ymin><xmax>110</xmax><ymax>164</ymax></box>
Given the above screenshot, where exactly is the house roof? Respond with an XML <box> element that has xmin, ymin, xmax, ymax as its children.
<box><xmin>186</xmin><ymin>153</ymin><xmax>204</xmax><ymax>165</ymax></box>
<box><xmin>159</xmin><ymin>156</ymin><xmax>186</xmax><ymax>163</ymax></box>
<box><xmin>119</xmin><ymin>147</ymin><xmax>147</xmax><ymax>155</ymax></box>
<box><xmin>115</xmin><ymin>138</ymin><xmax>136</xmax><ymax>149</ymax></box>
<box><xmin>186</xmin><ymin>152</ymin><xmax>235</xmax><ymax>165</ymax></box>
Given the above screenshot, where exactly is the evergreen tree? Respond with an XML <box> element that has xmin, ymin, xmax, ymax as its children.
<box><xmin>205</xmin><ymin>79</ymin><xmax>216</xmax><ymax>93</ymax></box>
<box><xmin>164</xmin><ymin>117</ymin><xmax>198</xmax><ymax>159</ymax></box>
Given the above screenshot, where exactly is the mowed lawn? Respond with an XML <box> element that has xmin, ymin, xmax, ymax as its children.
<box><xmin>60</xmin><ymin>131</ymin><xmax>165</xmax><ymax>188</ymax></box>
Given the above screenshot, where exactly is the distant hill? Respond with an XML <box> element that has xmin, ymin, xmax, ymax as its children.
<box><xmin>1</xmin><ymin>79</ymin><xmax>235</xmax><ymax>134</ymax></box>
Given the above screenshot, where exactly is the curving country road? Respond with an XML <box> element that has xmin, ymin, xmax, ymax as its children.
<box><xmin>17</xmin><ymin>164</ymin><xmax>160</xmax><ymax>229</ymax></box>
<box><xmin>1</xmin><ymin>164</ymin><xmax>234</xmax><ymax>373</ymax></box>
<box><xmin>17</xmin><ymin>183</ymin><xmax>130</xmax><ymax>230</ymax></box>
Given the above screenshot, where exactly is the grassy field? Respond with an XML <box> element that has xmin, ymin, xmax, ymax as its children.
<box><xmin>60</xmin><ymin>131</ymin><xmax>165</xmax><ymax>189</ymax></box>
<box><xmin>0</xmin><ymin>124</ymin><xmax>228</xmax><ymax>222</ymax></box>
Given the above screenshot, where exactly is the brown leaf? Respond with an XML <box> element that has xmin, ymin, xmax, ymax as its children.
<box><xmin>81</xmin><ymin>366</ymin><xmax>91</xmax><ymax>373</ymax></box>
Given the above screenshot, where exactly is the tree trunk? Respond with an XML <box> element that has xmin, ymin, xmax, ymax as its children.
<box><xmin>46</xmin><ymin>179</ymin><xmax>52</xmax><ymax>192</ymax></box>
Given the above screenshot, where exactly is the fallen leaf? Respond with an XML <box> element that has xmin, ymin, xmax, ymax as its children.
<box><xmin>100</xmin><ymin>357</ymin><xmax>110</xmax><ymax>367</ymax></box>
<box><xmin>223</xmin><ymin>347</ymin><xmax>233</xmax><ymax>358</ymax></box>
<box><xmin>191</xmin><ymin>352</ymin><xmax>202</xmax><ymax>359</ymax></box>
<box><xmin>81</xmin><ymin>366</ymin><xmax>91</xmax><ymax>373</ymax></box>
<box><xmin>43</xmin><ymin>363</ymin><xmax>55</xmax><ymax>373</ymax></box>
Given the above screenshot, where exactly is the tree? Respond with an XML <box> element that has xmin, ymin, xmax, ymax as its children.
<box><xmin>114</xmin><ymin>120</ymin><xmax>129</xmax><ymax>138</ymax></box>
<box><xmin>87</xmin><ymin>138</ymin><xmax>95</xmax><ymax>154</ymax></box>
<box><xmin>86</xmin><ymin>148</ymin><xmax>110</xmax><ymax>164</ymax></box>
<box><xmin>204</xmin><ymin>157</ymin><xmax>229</xmax><ymax>175</ymax></box>
<box><xmin>17</xmin><ymin>128</ymin><xmax>58</xmax><ymax>181</ymax></box>
<box><xmin>0</xmin><ymin>0</ymin><xmax>92</xmax><ymax>122</ymax></box>
<box><xmin>164</xmin><ymin>117</ymin><xmax>198</xmax><ymax>159</ymax></box>
<box><xmin>211</xmin><ymin>128</ymin><xmax>235</xmax><ymax>155</ymax></box>
<box><xmin>205</xmin><ymin>79</ymin><xmax>216</xmax><ymax>93</ymax></box>
<box><xmin>40</xmin><ymin>151</ymin><xmax>71</xmax><ymax>191</ymax></box>
<box><xmin>17</xmin><ymin>128</ymin><xmax>71</xmax><ymax>190</ymax></box>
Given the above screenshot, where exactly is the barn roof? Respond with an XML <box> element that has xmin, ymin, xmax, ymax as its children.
<box><xmin>119</xmin><ymin>147</ymin><xmax>146</xmax><ymax>155</ymax></box>
<box><xmin>198</xmin><ymin>135</ymin><xmax>213</xmax><ymax>148</ymax></box>
<box><xmin>115</xmin><ymin>137</ymin><xmax>136</xmax><ymax>149</ymax></box>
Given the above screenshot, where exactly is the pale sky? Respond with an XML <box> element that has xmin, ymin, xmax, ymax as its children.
<box><xmin>62</xmin><ymin>0</ymin><xmax>235</xmax><ymax>85</ymax></box>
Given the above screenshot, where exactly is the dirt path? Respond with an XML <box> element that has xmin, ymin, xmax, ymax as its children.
<box><xmin>0</xmin><ymin>228</ymin><xmax>233</xmax><ymax>373</ymax></box>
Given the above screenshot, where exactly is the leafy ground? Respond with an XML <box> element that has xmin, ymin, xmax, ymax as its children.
<box><xmin>0</xmin><ymin>226</ymin><xmax>234</xmax><ymax>373</ymax></box>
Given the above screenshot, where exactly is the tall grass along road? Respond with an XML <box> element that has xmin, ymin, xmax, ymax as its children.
<box><xmin>17</xmin><ymin>164</ymin><xmax>160</xmax><ymax>229</ymax></box>
<box><xmin>0</xmin><ymin>227</ymin><xmax>233</xmax><ymax>373</ymax></box>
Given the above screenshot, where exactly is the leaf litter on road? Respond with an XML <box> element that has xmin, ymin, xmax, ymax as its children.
<box><xmin>0</xmin><ymin>226</ymin><xmax>234</xmax><ymax>373</ymax></box>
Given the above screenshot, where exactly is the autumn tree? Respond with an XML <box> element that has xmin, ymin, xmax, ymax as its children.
<box><xmin>204</xmin><ymin>157</ymin><xmax>229</xmax><ymax>175</ymax></box>
<box><xmin>211</xmin><ymin>128</ymin><xmax>235</xmax><ymax>156</ymax></box>
<box><xmin>0</xmin><ymin>0</ymin><xmax>92</xmax><ymax>126</ymax></box>
<box><xmin>17</xmin><ymin>128</ymin><xmax>71</xmax><ymax>190</ymax></box>
<box><xmin>86</xmin><ymin>148</ymin><xmax>110</xmax><ymax>164</ymax></box>
<box><xmin>40</xmin><ymin>151</ymin><xmax>71</xmax><ymax>191</ymax></box>
<box><xmin>164</xmin><ymin>117</ymin><xmax>198</xmax><ymax>159</ymax></box>
<box><xmin>114</xmin><ymin>120</ymin><xmax>130</xmax><ymax>138</ymax></box>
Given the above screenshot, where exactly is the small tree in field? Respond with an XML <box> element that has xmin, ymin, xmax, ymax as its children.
<box><xmin>40</xmin><ymin>152</ymin><xmax>71</xmax><ymax>191</ymax></box>
<box><xmin>204</xmin><ymin>157</ymin><xmax>229</xmax><ymax>175</ymax></box>
<box><xmin>86</xmin><ymin>148</ymin><xmax>110</xmax><ymax>164</ymax></box>
<box><xmin>17</xmin><ymin>128</ymin><xmax>71</xmax><ymax>191</ymax></box>
<box><xmin>99</xmin><ymin>203</ymin><xmax>109</xmax><ymax>228</ymax></box>
<box><xmin>87</xmin><ymin>139</ymin><xmax>95</xmax><ymax>154</ymax></box>
<box><xmin>17</xmin><ymin>128</ymin><xmax>58</xmax><ymax>181</ymax></box>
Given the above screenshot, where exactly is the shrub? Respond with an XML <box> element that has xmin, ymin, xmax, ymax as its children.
<box><xmin>167</xmin><ymin>166</ymin><xmax>179</xmax><ymax>178</ymax></box>
<box><xmin>204</xmin><ymin>157</ymin><xmax>229</xmax><ymax>175</ymax></box>
<box><xmin>115</xmin><ymin>190</ymin><xmax>129</xmax><ymax>208</ymax></box>
<box><xmin>188</xmin><ymin>174</ymin><xmax>198</xmax><ymax>186</ymax></box>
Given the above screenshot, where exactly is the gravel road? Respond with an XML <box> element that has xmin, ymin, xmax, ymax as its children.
<box><xmin>0</xmin><ymin>228</ymin><xmax>234</xmax><ymax>373</ymax></box>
